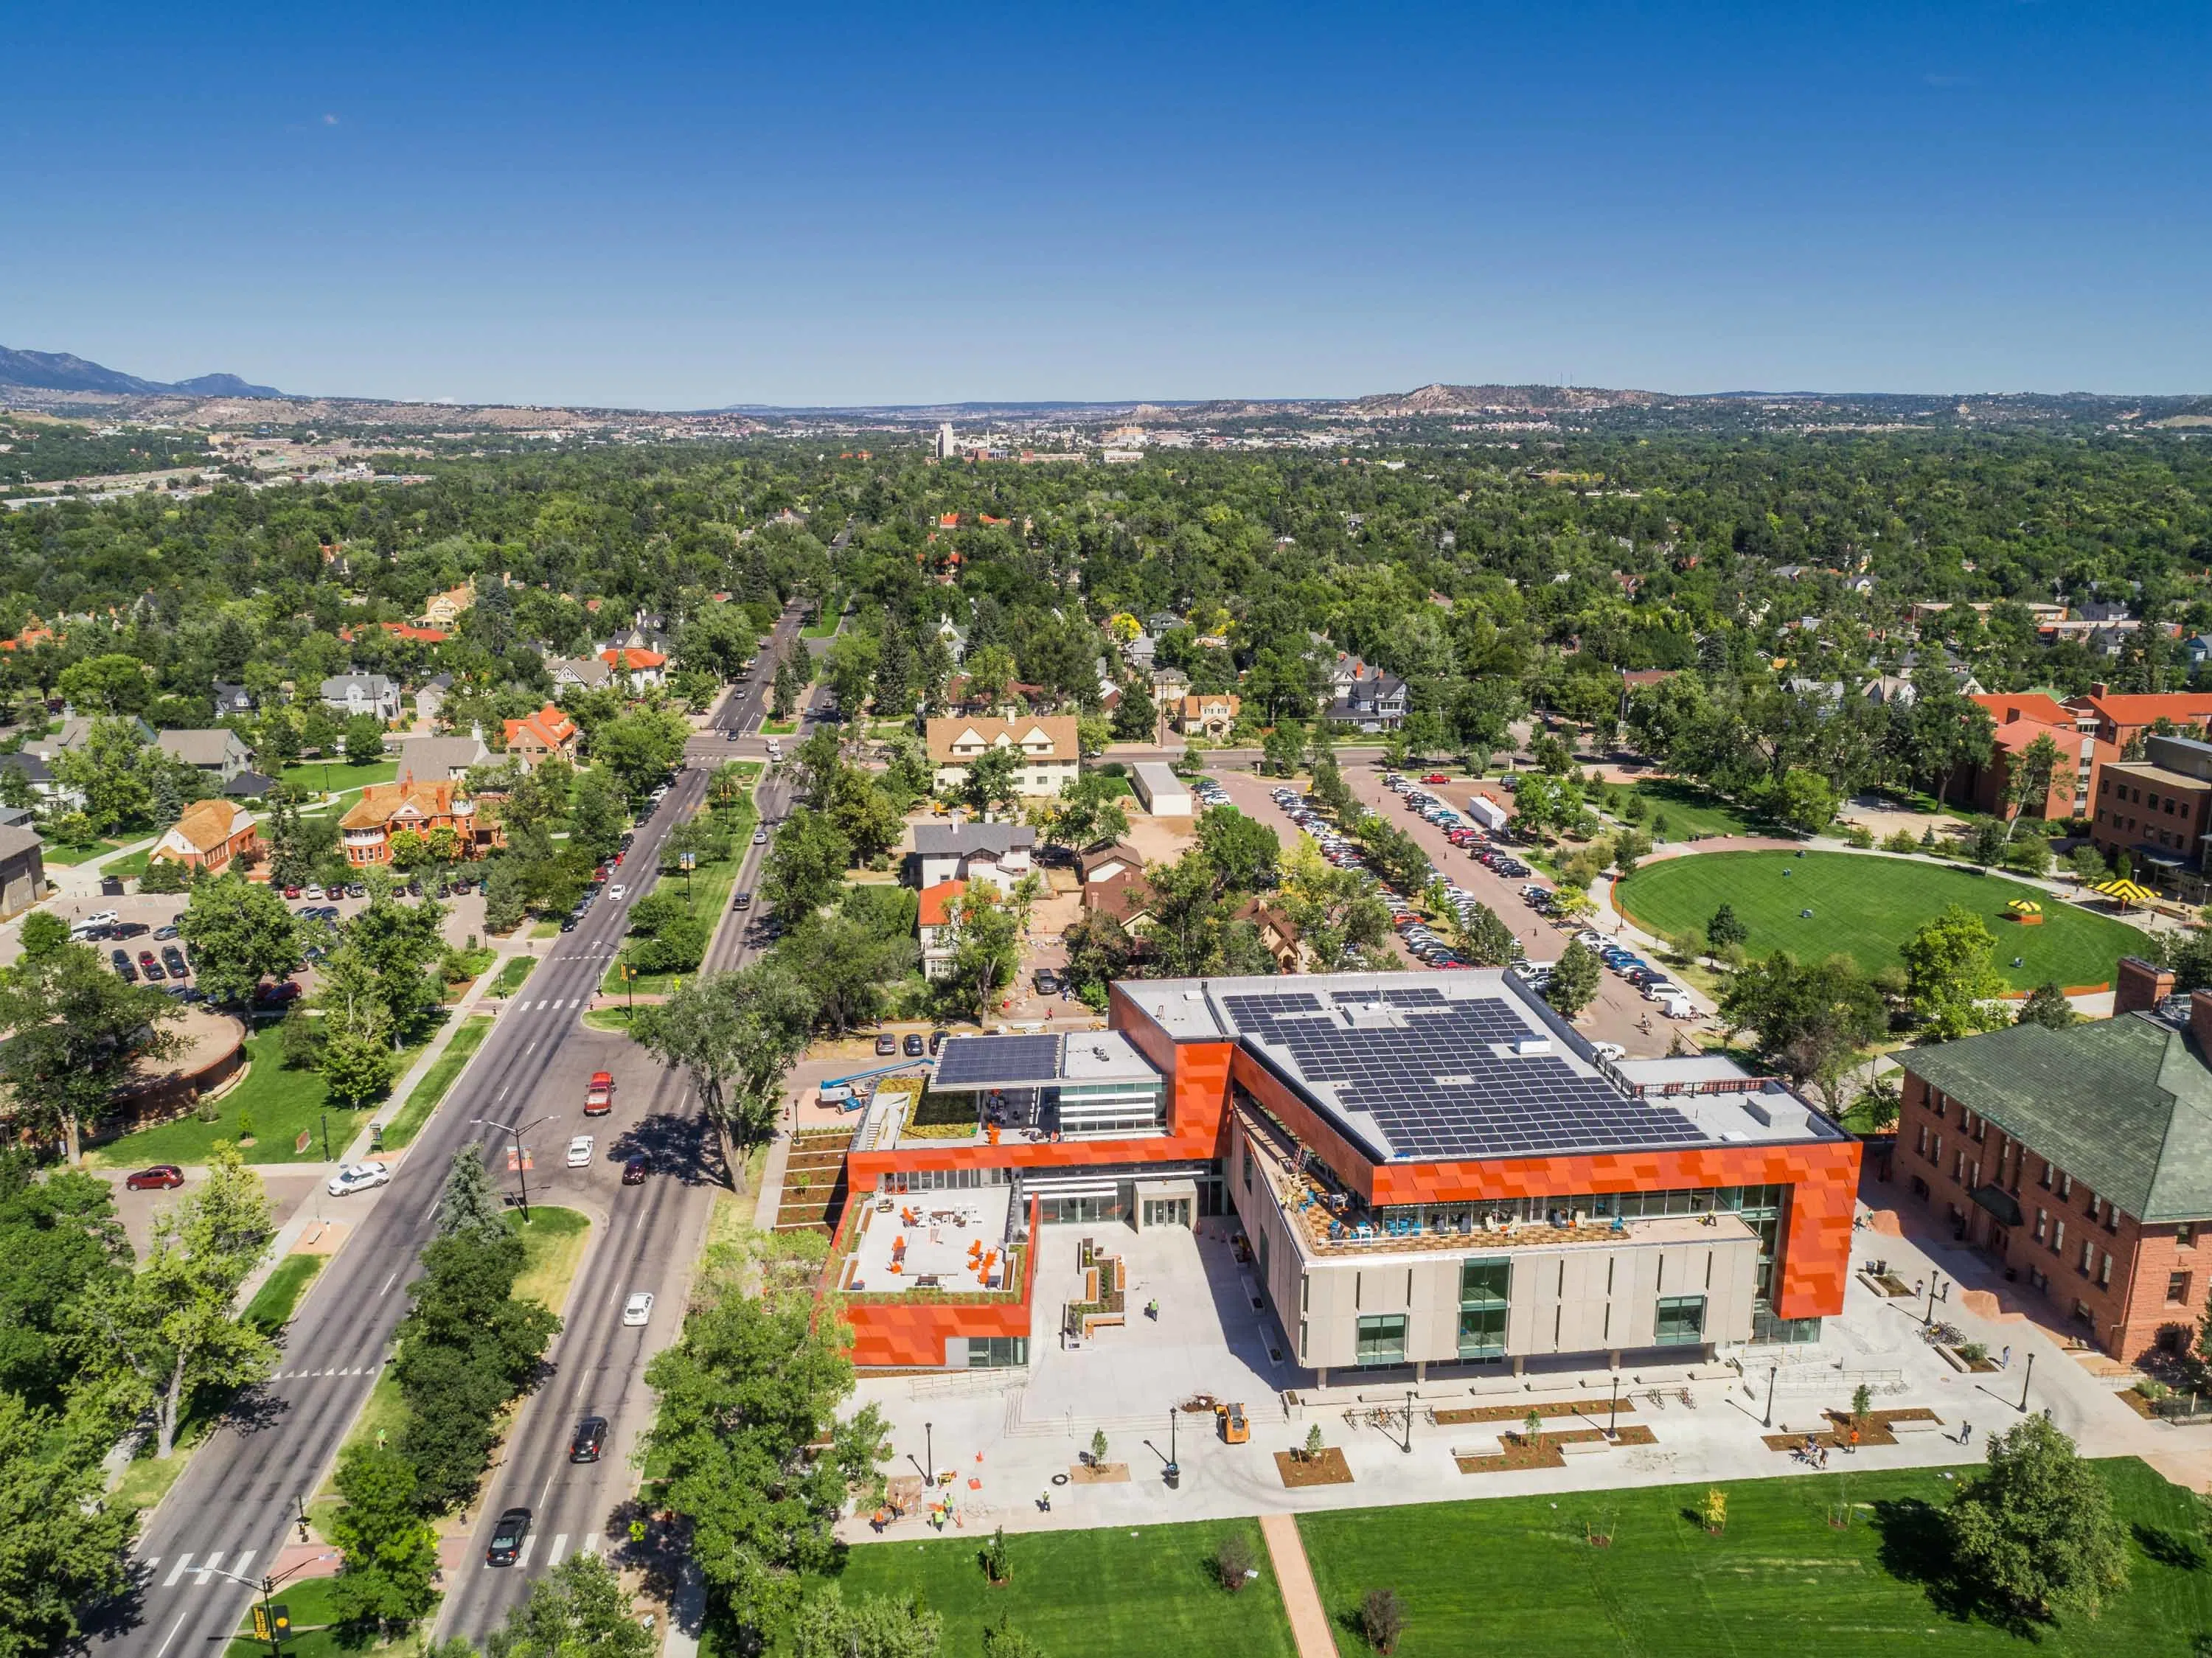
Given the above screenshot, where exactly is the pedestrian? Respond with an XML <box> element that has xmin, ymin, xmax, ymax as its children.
<box><xmin>1818</xmin><ymin>1445</ymin><xmax>1829</xmax><ymax>1469</ymax></box>
<box><xmin>2000</xmin><ymin>1345</ymin><xmax>2011</xmax><ymax>1369</ymax></box>
<box><xmin>1960</xmin><ymin>1418</ymin><xmax>1972</xmax><ymax>1444</ymax></box>
<box><xmin>1847</xmin><ymin>1427</ymin><xmax>1860</xmax><ymax>1455</ymax></box>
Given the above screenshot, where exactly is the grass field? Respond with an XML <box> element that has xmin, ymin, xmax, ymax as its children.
<box><xmin>279</xmin><ymin>759</ymin><xmax>399</xmax><ymax>797</ymax></box>
<box><xmin>490</xmin><ymin>955</ymin><xmax>536</xmax><ymax>997</ymax></box>
<box><xmin>244</xmin><ymin>1253</ymin><xmax>327</xmax><ymax>1336</ymax></box>
<box><xmin>602</xmin><ymin>778</ymin><xmax>760</xmax><ymax>995</ymax></box>
<box><xmin>380</xmin><ymin>1014</ymin><xmax>493</xmax><ymax>1150</ymax></box>
<box><xmin>38</xmin><ymin>835</ymin><xmax>129</xmax><ymax>867</ymax></box>
<box><xmin>89</xmin><ymin>1025</ymin><xmax>422</xmax><ymax>1168</ymax></box>
<box><xmin>1298</xmin><ymin>1459</ymin><xmax>2210</xmax><ymax>1657</ymax></box>
<box><xmin>798</xmin><ymin>1518</ymin><xmax>1295</xmax><ymax>1658</ymax></box>
<box><xmin>1615</xmin><ymin>850</ymin><xmax>2146</xmax><ymax>989</ymax></box>
<box><xmin>224</xmin><ymin>1578</ymin><xmax>369</xmax><ymax>1658</ymax></box>
<box><xmin>1608</xmin><ymin>776</ymin><xmax>1762</xmax><ymax>840</ymax></box>
<box><xmin>509</xmin><ymin>1204</ymin><xmax>591</xmax><ymax>1314</ymax></box>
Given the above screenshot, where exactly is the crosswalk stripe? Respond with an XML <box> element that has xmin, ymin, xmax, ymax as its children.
<box><xmin>164</xmin><ymin>1555</ymin><xmax>193</xmax><ymax>1587</ymax></box>
<box><xmin>514</xmin><ymin>1536</ymin><xmax>536</xmax><ymax>1570</ymax></box>
<box><xmin>142</xmin><ymin>1557</ymin><xmax>159</xmax><ymax>1578</ymax></box>
<box><xmin>193</xmin><ymin>1552</ymin><xmax>224</xmax><ymax>1585</ymax></box>
<box><xmin>231</xmin><ymin>1550</ymin><xmax>256</xmax><ymax>1582</ymax></box>
<box><xmin>549</xmin><ymin>1533</ymin><xmax>569</xmax><ymax>1566</ymax></box>
<box><xmin>582</xmin><ymin>1533</ymin><xmax>600</xmax><ymax>1556</ymax></box>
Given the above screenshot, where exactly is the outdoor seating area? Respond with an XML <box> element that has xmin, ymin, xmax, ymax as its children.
<box><xmin>843</xmin><ymin>1182</ymin><xmax>1016</xmax><ymax>1294</ymax></box>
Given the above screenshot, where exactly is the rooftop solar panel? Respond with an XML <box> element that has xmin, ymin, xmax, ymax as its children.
<box><xmin>931</xmin><ymin>1034</ymin><xmax>1062</xmax><ymax>1089</ymax></box>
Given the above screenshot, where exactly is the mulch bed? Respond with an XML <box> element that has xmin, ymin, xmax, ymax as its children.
<box><xmin>2118</xmin><ymin>1389</ymin><xmax>2159</xmax><ymax>1421</ymax></box>
<box><xmin>1068</xmin><ymin>1461</ymin><xmax>1130</xmax><ymax>1485</ymax></box>
<box><xmin>1455</xmin><ymin>1424</ymin><xmax>1656</xmax><ymax>1474</ymax></box>
<box><xmin>1433</xmin><ymin>1398</ymin><xmax>1639</xmax><ymax>1427</ymax></box>
<box><xmin>1760</xmin><ymin>1407</ymin><xmax>1942</xmax><ymax>1453</ymax></box>
<box><xmin>1865</xmin><ymin>1271</ymin><xmax>1916</xmax><ymax>1298</ymax></box>
<box><xmin>1275</xmin><ymin>1447</ymin><xmax>1354</xmax><ymax>1488</ymax></box>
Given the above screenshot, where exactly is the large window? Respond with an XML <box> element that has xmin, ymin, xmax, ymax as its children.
<box><xmin>1655</xmin><ymin>1295</ymin><xmax>1706</xmax><ymax>1348</ymax></box>
<box><xmin>1460</xmin><ymin>1257</ymin><xmax>1510</xmax><ymax>1306</ymax></box>
<box><xmin>967</xmin><ymin>1336</ymin><xmax>1028</xmax><ymax>1369</ymax></box>
<box><xmin>1457</xmin><ymin>1306</ymin><xmax>1506</xmax><ymax>1358</ymax></box>
<box><xmin>1354</xmin><ymin>1314</ymin><xmax>1408</xmax><ymax>1366</ymax></box>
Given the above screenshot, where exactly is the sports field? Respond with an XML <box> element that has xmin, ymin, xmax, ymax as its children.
<box><xmin>1615</xmin><ymin>850</ymin><xmax>2145</xmax><ymax>989</ymax></box>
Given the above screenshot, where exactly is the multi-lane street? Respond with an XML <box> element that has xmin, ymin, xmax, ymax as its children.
<box><xmin>96</xmin><ymin>604</ymin><xmax>805</xmax><ymax>1657</ymax></box>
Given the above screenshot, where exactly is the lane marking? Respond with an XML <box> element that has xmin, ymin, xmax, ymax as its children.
<box><xmin>163</xmin><ymin>1555</ymin><xmax>194</xmax><ymax>1587</ymax></box>
<box><xmin>378</xmin><ymin>1270</ymin><xmax>400</xmax><ymax>1298</ymax></box>
<box><xmin>152</xmin><ymin>1610</ymin><xmax>191</xmax><ymax>1658</ymax></box>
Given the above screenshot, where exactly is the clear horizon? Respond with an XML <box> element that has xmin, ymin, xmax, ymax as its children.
<box><xmin>4</xmin><ymin>2</ymin><xmax>2208</xmax><ymax>408</ymax></box>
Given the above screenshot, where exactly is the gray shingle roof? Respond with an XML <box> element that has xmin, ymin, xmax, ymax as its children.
<box><xmin>912</xmin><ymin>821</ymin><xmax>1035</xmax><ymax>857</ymax></box>
<box><xmin>1907</xmin><ymin>1012</ymin><xmax>2212</xmax><ymax>1222</ymax></box>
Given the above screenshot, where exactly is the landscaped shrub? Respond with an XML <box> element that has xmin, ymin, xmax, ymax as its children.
<box><xmin>1214</xmin><ymin>1530</ymin><xmax>1258</xmax><ymax>1592</ymax></box>
<box><xmin>1359</xmin><ymin>1587</ymin><xmax>1405</xmax><ymax>1654</ymax></box>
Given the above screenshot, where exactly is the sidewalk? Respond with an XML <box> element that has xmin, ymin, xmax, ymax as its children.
<box><xmin>1259</xmin><ymin>1513</ymin><xmax>1336</xmax><ymax>1658</ymax></box>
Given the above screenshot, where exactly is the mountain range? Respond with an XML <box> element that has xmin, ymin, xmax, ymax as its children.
<box><xmin>0</xmin><ymin>345</ymin><xmax>288</xmax><ymax>400</ymax></box>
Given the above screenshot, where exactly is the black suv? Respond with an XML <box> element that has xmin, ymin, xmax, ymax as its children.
<box><xmin>568</xmin><ymin>1416</ymin><xmax>608</xmax><ymax>1463</ymax></box>
<box><xmin>902</xmin><ymin>1033</ymin><xmax>925</xmax><ymax>1056</ymax></box>
<box><xmin>485</xmin><ymin>1507</ymin><xmax>532</xmax><ymax>1566</ymax></box>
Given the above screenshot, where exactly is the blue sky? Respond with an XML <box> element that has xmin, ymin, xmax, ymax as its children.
<box><xmin>4</xmin><ymin>2</ymin><xmax>2208</xmax><ymax>405</ymax></box>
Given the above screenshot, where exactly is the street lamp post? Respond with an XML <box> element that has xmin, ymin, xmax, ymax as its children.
<box><xmin>1609</xmin><ymin>1371</ymin><xmax>1622</xmax><ymax>1439</ymax></box>
<box><xmin>2018</xmin><ymin>1351</ymin><xmax>2036</xmax><ymax>1413</ymax></box>
<box><xmin>319</xmin><ymin>1110</ymin><xmax>330</xmax><ymax>1163</ymax></box>
<box><xmin>925</xmin><ymin>1421</ymin><xmax>933</xmax><ymax>1488</ymax></box>
<box><xmin>470</xmin><ymin>1113</ymin><xmax>553</xmax><ymax>1222</ymax></box>
<box><xmin>1924</xmin><ymin>1270</ymin><xmax>1947</xmax><ymax>1326</ymax></box>
<box><xmin>1764</xmin><ymin>1364</ymin><xmax>1778</xmax><ymax>1429</ymax></box>
<box><xmin>198</xmin><ymin>1553</ymin><xmax>335</xmax><ymax>1657</ymax></box>
<box><xmin>1403</xmin><ymin>1388</ymin><xmax>1415</xmax><ymax>1455</ymax></box>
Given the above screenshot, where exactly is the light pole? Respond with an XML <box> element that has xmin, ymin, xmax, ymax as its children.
<box><xmin>1402</xmin><ymin>1387</ymin><xmax>1415</xmax><ymax>1455</ymax></box>
<box><xmin>1764</xmin><ymin>1364</ymin><xmax>1778</xmax><ymax>1429</ymax></box>
<box><xmin>924</xmin><ymin>1421</ymin><xmax>934</xmax><ymax>1488</ymax></box>
<box><xmin>319</xmin><ymin>1110</ymin><xmax>330</xmax><ymax>1163</ymax></box>
<box><xmin>471</xmin><ymin>1113</ymin><xmax>553</xmax><ymax>1222</ymax></box>
<box><xmin>1924</xmin><ymin>1269</ymin><xmax>1947</xmax><ymax>1326</ymax></box>
<box><xmin>2017</xmin><ymin>1350</ymin><xmax>2036</xmax><ymax>1413</ymax></box>
<box><xmin>1610</xmin><ymin>1370</ymin><xmax>1622</xmax><ymax>1438</ymax></box>
<box><xmin>198</xmin><ymin>1553</ymin><xmax>336</xmax><ymax>1657</ymax></box>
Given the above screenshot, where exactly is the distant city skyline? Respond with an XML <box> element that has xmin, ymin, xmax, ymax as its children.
<box><xmin>3</xmin><ymin>1</ymin><xmax>2208</xmax><ymax>407</ymax></box>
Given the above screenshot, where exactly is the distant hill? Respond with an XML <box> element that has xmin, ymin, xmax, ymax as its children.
<box><xmin>1346</xmin><ymin>382</ymin><xmax>1667</xmax><ymax>416</ymax></box>
<box><xmin>0</xmin><ymin>346</ymin><xmax>287</xmax><ymax>400</ymax></box>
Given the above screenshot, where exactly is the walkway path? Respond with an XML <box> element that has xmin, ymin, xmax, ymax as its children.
<box><xmin>1259</xmin><ymin>1512</ymin><xmax>1337</xmax><ymax>1658</ymax></box>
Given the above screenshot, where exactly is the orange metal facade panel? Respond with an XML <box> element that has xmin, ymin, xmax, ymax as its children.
<box><xmin>844</xmin><ymin>1197</ymin><xmax>1043</xmax><ymax>1370</ymax></box>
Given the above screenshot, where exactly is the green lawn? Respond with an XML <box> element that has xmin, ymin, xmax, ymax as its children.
<box><xmin>244</xmin><ymin>1253</ymin><xmax>327</xmax><ymax>1336</ymax></box>
<box><xmin>761</xmin><ymin>717</ymin><xmax>799</xmax><ymax>735</ymax></box>
<box><xmin>602</xmin><ymin>781</ymin><xmax>760</xmax><ymax>995</ymax></box>
<box><xmin>1616</xmin><ymin>850</ymin><xmax>2146</xmax><ymax>989</ymax></box>
<box><xmin>222</xmin><ymin>1576</ymin><xmax>403</xmax><ymax>1658</ymax></box>
<box><xmin>1298</xmin><ymin>1459</ymin><xmax>2210</xmax><ymax>1658</ymax></box>
<box><xmin>490</xmin><ymin>955</ymin><xmax>536</xmax><ymax>997</ymax></box>
<box><xmin>802</xmin><ymin>597</ymin><xmax>845</xmax><ymax>638</ymax></box>
<box><xmin>88</xmin><ymin>1024</ymin><xmax>431</xmax><ymax>1168</ymax></box>
<box><xmin>510</xmin><ymin>1204</ymin><xmax>591</xmax><ymax>1313</ymax></box>
<box><xmin>380</xmin><ymin>1014</ymin><xmax>493</xmax><ymax>1150</ymax></box>
<box><xmin>797</xmin><ymin>1518</ymin><xmax>1295</xmax><ymax>1658</ymax></box>
<box><xmin>38</xmin><ymin>835</ymin><xmax>128</xmax><ymax>867</ymax></box>
<box><xmin>1607</xmin><ymin>776</ymin><xmax>1762</xmax><ymax>840</ymax></box>
<box><xmin>279</xmin><ymin>758</ymin><xmax>399</xmax><ymax>796</ymax></box>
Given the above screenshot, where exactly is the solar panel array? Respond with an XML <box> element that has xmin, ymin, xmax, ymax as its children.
<box><xmin>1223</xmin><ymin>990</ymin><xmax>1701</xmax><ymax>1160</ymax></box>
<box><xmin>932</xmin><ymin>1034</ymin><xmax>1062</xmax><ymax>1089</ymax></box>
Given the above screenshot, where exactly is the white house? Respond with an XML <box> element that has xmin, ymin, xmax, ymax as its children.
<box><xmin>321</xmin><ymin>674</ymin><xmax>402</xmax><ymax>722</ymax></box>
<box><xmin>907</xmin><ymin>821</ymin><xmax>1035</xmax><ymax>892</ymax></box>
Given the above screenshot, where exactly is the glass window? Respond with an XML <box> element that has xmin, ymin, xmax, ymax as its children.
<box><xmin>1655</xmin><ymin>1295</ymin><xmax>1706</xmax><ymax>1348</ymax></box>
<box><xmin>2168</xmin><ymin>1272</ymin><xmax>2192</xmax><ymax>1305</ymax></box>
<box><xmin>967</xmin><ymin>1336</ymin><xmax>1028</xmax><ymax>1368</ymax></box>
<box><xmin>1460</xmin><ymin>1258</ymin><xmax>1510</xmax><ymax>1306</ymax></box>
<box><xmin>1458</xmin><ymin>1304</ymin><xmax>1507</xmax><ymax>1358</ymax></box>
<box><xmin>1354</xmin><ymin>1314</ymin><xmax>1407</xmax><ymax>1365</ymax></box>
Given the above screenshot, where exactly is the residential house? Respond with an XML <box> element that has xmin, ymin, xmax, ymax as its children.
<box><xmin>907</xmin><ymin>821</ymin><xmax>1036</xmax><ymax>891</ymax></box>
<box><xmin>1898</xmin><ymin>961</ymin><xmax>2212</xmax><ymax>1361</ymax></box>
<box><xmin>0</xmin><ymin>751</ymin><xmax>66</xmax><ymax>809</ymax></box>
<box><xmin>2090</xmin><ymin>733</ymin><xmax>2212</xmax><ymax>876</ymax></box>
<box><xmin>917</xmin><ymin>879</ymin><xmax>968</xmax><ymax>980</ymax></box>
<box><xmin>502</xmin><ymin>704</ymin><xmax>580</xmax><ymax>768</ymax></box>
<box><xmin>934</xmin><ymin>616</ymin><xmax>969</xmax><ymax>663</ymax></box>
<box><xmin>548</xmin><ymin>655</ymin><xmax>615</xmax><ymax>694</ymax></box>
<box><xmin>1860</xmin><ymin>675</ymin><xmax>1917</xmax><ymax>708</ymax></box>
<box><xmin>420</xmin><ymin>582</ymin><xmax>475</xmax><ymax>629</ymax></box>
<box><xmin>339</xmin><ymin>776</ymin><xmax>499</xmax><ymax>865</ymax></box>
<box><xmin>1122</xmin><ymin>632</ymin><xmax>1158</xmax><ymax>672</ymax></box>
<box><xmin>0</xmin><ymin>823</ymin><xmax>43</xmax><ymax>918</ymax></box>
<box><xmin>1176</xmin><ymin>693</ymin><xmax>1240</xmax><ymax>738</ymax></box>
<box><xmin>1617</xmin><ymin>667</ymin><xmax>1677</xmax><ymax>717</ymax></box>
<box><xmin>1238</xmin><ymin>897</ymin><xmax>1303</xmax><ymax>972</ymax></box>
<box><xmin>223</xmin><ymin>770</ymin><xmax>278</xmax><ymax>800</ymax></box>
<box><xmin>147</xmin><ymin>798</ymin><xmax>261</xmax><ymax>875</ymax></box>
<box><xmin>212</xmin><ymin>682</ymin><xmax>256</xmax><ymax>718</ymax></box>
<box><xmin>599</xmin><ymin>647</ymin><xmax>668</xmax><ymax>694</ymax></box>
<box><xmin>925</xmin><ymin>716</ymin><xmax>1079</xmax><ymax>798</ymax></box>
<box><xmin>154</xmin><ymin>728</ymin><xmax>255</xmax><ymax>784</ymax></box>
<box><xmin>1148</xmin><ymin>665</ymin><xmax>1189</xmax><ymax>700</ymax></box>
<box><xmin>394</xmin><ymin>731</ymin><xmax>493</xmax><ymax>783</ymax></box>
<box><xmin>417</xmin><ymin>672</ymin><xmax>455</xmax><ymax>725</ymax></box>
<box><xmin>1326</xmin><ymin>663</ymin><xmax>1409</xmax><ymax>732</ymax></box>
<box><xmin>321</xmin><ymin>674</ymin><xmax>402</xmax><ymax>723</ymax></box>
<box><xmin>24</xmin><ymin>714</ymin><xmax>155</xmax><ymax>763</ymax></box>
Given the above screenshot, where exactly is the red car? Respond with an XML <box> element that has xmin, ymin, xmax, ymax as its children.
<box><xmin>125</xmin><ymin>1165</ymin><xmax>184</xmax><ymax>1191</ymax></box>
<box><xmin>282</xmin><ymin>885</ymin><xmax>301</xmax><ymax>899</ymax></box>
<box><xmin>1422</xmin><ymin>773</ymin><xmax>1450</xmax><ymax>784</ymax></box>
<box><xmin>585</xmin><ymin>1072</ymin><xmax>615</xmax><ymax>1116</ymax></box>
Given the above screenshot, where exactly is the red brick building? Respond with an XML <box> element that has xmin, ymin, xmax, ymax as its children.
<box><xmin>1898</xmin><ymin>958</ymin><xmax>2212</xmax><ymax>1361</ymax></box>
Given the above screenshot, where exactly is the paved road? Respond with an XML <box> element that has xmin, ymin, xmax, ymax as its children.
<box><xmin>94</xmin><ymin>607</ymin><xmax>805</xmax><ymax>1657</ymax></box>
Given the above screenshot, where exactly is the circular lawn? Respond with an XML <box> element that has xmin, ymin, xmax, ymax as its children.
<box><xmin>1615</xmin><ymin>850</ymin><xmax>2148</xmax><ymax>991</ymax></box>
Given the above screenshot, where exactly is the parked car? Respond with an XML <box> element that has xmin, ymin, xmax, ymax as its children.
<box><xmin>566</xmin><ymin>1135</ymin><xmax>594</xmax><ymax>1168</ymax></box>
<box><xmin>161</xmin><ymin>946</ymin><xmax>188</xmax><ymax>978</ymax></box>
<box><xmin>138</xmin><ymin>952</ymin><xmax>165</xmax><ymax>981</ymax></box>
<box><xmin>874</xmin><ymin>1034</ymin><xmax>897</xmax><ymax>1056</ymax></box>
<box><xmin>622</xmin><ymin>1291</ymin><xmax>654</xmax><ymax>1327</ymax></box>
<box><xmin>1032</xmin><ymin>969</ymin><xmax>1060</xmax><ymax>995</ymax></box>
<box><xmin>929</xmin><ymin>1028</ymin><xmax>948</xmax><ymax>1054</ymax></box>
<box><xmin>485</xmin><ymin>1508</ymin><xmax>532</xmax><ymax>1567</ymax></box>
<box><xmin>327</xmin><ymin>1160</ymin><xmax>391</xmax><ymax>1197</ymax></box>
<box><xmin>902</xmin><ymin>1032</ymin><xmax>925</xmax><ymax>1056</ymax></box>
<box><xmin>568</xmin><ymin>1416</ymin><xmax>608</xmax><ymax>1463</ymax></box>
<box><xmin>125</xmin><ymin>1164</ymin><xmax>184</xmax><ymax>1191</ymax></box>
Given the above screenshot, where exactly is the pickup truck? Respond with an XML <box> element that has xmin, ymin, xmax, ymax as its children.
<box><xmin>584</xmin><ymin>1071</ymin><xmax>615</xmax><ymax>1115</ymax></box>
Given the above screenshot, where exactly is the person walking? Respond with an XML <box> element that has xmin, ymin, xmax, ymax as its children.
<box><xmin>1960</xmin><ymin>1418</ymin><xmax>1972</xmax><ymax>1445</ymax></box>
<box><xmin>1847</xmin><ymin>1427</ymin><xmax>1860</xmax><ymax>1455</ymax></box>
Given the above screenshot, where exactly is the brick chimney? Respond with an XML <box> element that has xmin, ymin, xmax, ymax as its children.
<box><xmin>2115</xmin><ymin>955</ymin><xmax>2175</xmax><ymax>1015</ymax></box>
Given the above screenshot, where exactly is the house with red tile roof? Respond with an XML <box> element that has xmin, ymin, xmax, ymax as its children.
<box><xmin>917</xmin><ymin>879</ymin><xmax>968</xmax><ymax>980</ymax></box>
<box><xmin>502</xmin><ymin>703</ymin><xmax>579</xmax><ymax>768</ymax></box>
<box><xmin>599</xmin><ymin>647</ymin><xmax>667</xmax><ymax>694</ymax></box>
<box><xmin>2065</xmin><ymin>686</ymin><xmax>2212</xmax><ymax>751</ymax></box>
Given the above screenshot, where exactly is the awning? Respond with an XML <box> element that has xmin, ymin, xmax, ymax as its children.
<box><xmin>1971</xmin><ymin>1183</ymin><xmax>2024</xmax><ymax>1228</ymax></box>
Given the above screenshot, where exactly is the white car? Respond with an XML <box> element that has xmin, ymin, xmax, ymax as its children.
<box><xmin>622</xmin><ymin>1291</ymin><xmax>654</xmax><ymax>1327</ymax></box>
<box><xmin>1591</xmin><ymin>1041</ymin><xmax>1627</xmax><ymax>1062</ymax></box>
<box><xmin>609</xmin><ymin>885</ymin><xmax>627</xmax><ymax>901</ymax></box>
<box><xmin>86</xmin><ymin>908</ymin><xmax>119</xmax><ymax>927</ymax></box>
<box><xmin>566</xmin><ymin>1135</ymin><xmax>594</xmax><ymax>1168</ymax></box>
<box><xmin>327</xmin><ymin>1160</ymin><xmax>391</xmax><ymax>1197</ymax></box>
